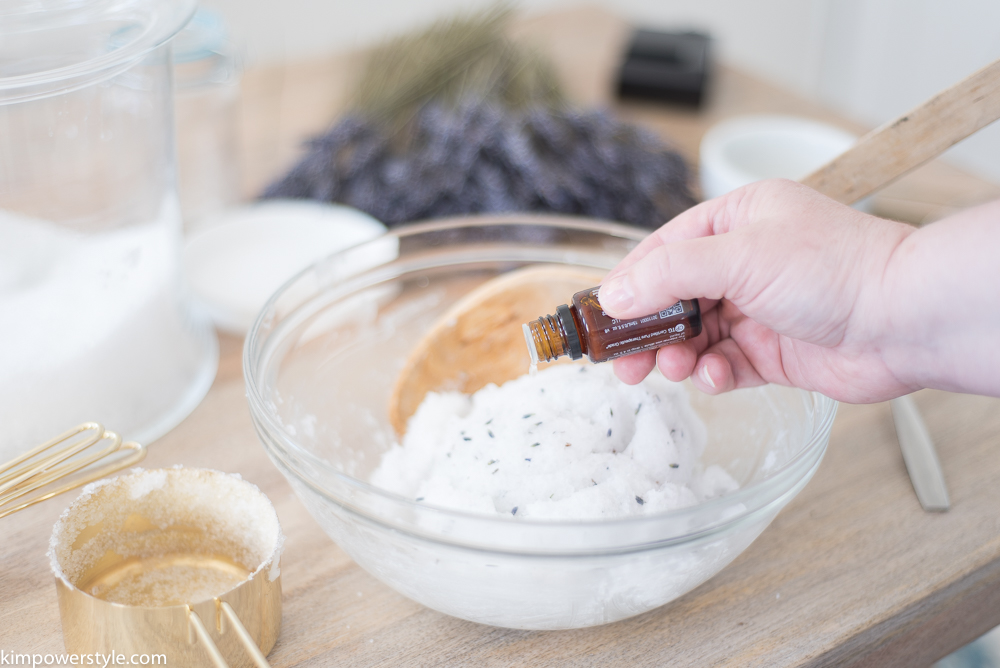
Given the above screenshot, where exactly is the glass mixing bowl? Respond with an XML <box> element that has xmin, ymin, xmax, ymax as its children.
<box><xmin>244</xmin><ymin>216</ymin><xmax>837</xmax><ymax>630</ymax></box>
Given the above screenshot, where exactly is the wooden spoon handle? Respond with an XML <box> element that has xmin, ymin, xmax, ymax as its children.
<box><xmin>801</xmin><ymin>58</ymin><xmax>1000</xmax><ymax>205</ymax></box>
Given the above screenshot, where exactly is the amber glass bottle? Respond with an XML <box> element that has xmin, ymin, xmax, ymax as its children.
<box><xmin>523</xmin><ymin>286</ymin><xmax>701</xmax><ymax>364</ymax></box>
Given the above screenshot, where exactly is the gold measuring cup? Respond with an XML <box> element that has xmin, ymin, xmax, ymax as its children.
<box><xmin>49</xmin><ymin>468</ymin><xmax>283</xmax><ymax>668</ymax></box>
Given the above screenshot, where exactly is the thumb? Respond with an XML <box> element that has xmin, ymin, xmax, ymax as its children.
<box><xmin>598</xmin><ymin>234</ymin><xmax>736</xmax><ymax>318</ymax></box>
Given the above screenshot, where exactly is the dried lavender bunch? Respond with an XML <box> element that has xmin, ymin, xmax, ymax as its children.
<box><xmin>262</xmin><ymin>5</ymin><xmax>695</xmax><ymax>227</ymax></box>
<box><xmin>352</xmin><ymin>4</ymin><xmax>563</xmax><ymax>132</ymax></box>
<box><xmin>262</xmin><ymin>99</ymin><xmax>696</xmax><ymax>229</ymax></box>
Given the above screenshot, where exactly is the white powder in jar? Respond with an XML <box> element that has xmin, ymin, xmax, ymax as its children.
<box><xmin>0</xmin><ymin>209</ymin><xmax>213</xmax><ymax>461</ymax></box>
<box><xmin>371</xmin><ymin>364</ymin><xmax>738</xmax><ymax>519</ymax></box>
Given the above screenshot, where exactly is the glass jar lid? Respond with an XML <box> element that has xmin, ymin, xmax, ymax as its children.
<box><xmin>0</xmin><ymin>0</ymin><xmax>197</xmax><ymax>104</ymax></box>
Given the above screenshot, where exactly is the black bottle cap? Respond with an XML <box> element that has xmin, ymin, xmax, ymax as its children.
<box><xmin>688</xmin><ymin>299</ymin><xmax>703</xmax><ymax>337</ymax></box>
<box><xmin>557</xmin><ymin>304</ymin><xmax>583</xmax><ymax>360</ymax></box>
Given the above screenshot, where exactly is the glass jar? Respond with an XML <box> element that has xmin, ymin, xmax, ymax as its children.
<box><xmin>173</xmin><ymin>7</ymin><xmax>242</xmax><ymax>234</ymax></box>
<box><xmin>0</xmin><ymin>0</ymin><xmax>218</xmax><ymax>461</ymax></box>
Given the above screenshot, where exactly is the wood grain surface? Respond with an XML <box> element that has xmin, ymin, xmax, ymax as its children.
<box><xmin>3</xmin><ymin>6</ymin><xmax>1000</xmax><ymax>667</ymax></box>
<box><xmin>3</xmin><ymin>335</ymin><xmax>1000</xmax><ymax>667</ymax></box>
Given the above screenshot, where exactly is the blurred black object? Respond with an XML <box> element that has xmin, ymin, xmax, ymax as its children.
<box><xmin>262</xmin><ymin>100</ymin><xmax>697</xmax><ymax>231</ymax></box>
<box><xmin>617</xmin><ymin>30</ymin><xmax>710</xmax><ymax>107</ymax></box>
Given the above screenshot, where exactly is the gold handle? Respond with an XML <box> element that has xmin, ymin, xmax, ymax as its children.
<box><xmin>220</xmin><ymin>601</ymin><xmax>273</xmax><ymax>668</ymax></box>
<box><xmin>188</xmin><ymin>608</ymin><xmax>230</xmax><ymax>668</ymax></box>
<box><xmin>0</xmin><ymin>423</ymin><xmax>146</xmax><ymax>519</ymax></box>
<box><xmin>187</xmin><ymin>600</ymin><xmax>273</xmax><ymax>668</ymax></box>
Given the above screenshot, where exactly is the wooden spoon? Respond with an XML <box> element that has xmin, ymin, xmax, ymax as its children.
<box><xmin>389</xmin><ymin>57</ymin><xmax>1000</xmax><ymax>436</ymax></box>
<box><xmin>387</xmin><ymin>264</ymin><xmax>605</xmax><ymax>435</ymax></box>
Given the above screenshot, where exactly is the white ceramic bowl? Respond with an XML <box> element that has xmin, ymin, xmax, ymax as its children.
<box><xmin>700</xmin><ymin>115</ymin><xmax>859</xmax><ymax>200</ymax></box>
<box><xmin>184</xmin><ymin>200</ymin><xmax>385</xmax><ymax>334</ymax></box>
<box><xmin>244</xmin><ymin>216</ymin><xmax>837</xmax><ymax>630</ymax></box>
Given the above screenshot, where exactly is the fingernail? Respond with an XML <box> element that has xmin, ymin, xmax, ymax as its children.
<box><xmin>599</xmin><ymin>274</ymin><xmax>633</xmax><ymax>312</ymax></box>
<box><xmin>699</xmin><ymin>363</ymin><xmax>716</xmax><ymax>389</ymax></box>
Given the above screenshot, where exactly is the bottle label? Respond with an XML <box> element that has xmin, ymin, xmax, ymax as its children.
<box><xmin>574</xmin><ymin>288</ymin><xmax>699</xmax><ymax>362</ymax></box>
<box><xmin>599</xmin><ymin>296</ymin><xmax>686</xmax><ymax>334</ymax></box>
<box><xmin>601</xmin><ymin>326</ymin><xmax>690</xmax><ymax>360</ymax></box>
<box><xmin>659</xmin><ymin>302</ymin><xmax>685</xmax><ymax>318</ymax></box>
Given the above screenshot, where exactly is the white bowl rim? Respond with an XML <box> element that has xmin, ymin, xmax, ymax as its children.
<box><xmin>699</xmin><ymin>114</ymin><xmax>858</xmax><ymax>198</ymax></box>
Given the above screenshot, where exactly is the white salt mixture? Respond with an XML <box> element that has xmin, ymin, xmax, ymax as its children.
<box><xmin>372</xmin><ymin>364</ymin><xmax>738</xmax><ymax>519</ymax></box>
<box><xmin>0</xmin><ymin>208</ymin><xmax>214</xmax><ymax>461</ymax></box>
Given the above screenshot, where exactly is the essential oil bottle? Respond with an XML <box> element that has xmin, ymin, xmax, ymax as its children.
<box><xmin>522</xmin><ymin>286</ymin><xmax>701</xmax><ymax>364</ymax></box>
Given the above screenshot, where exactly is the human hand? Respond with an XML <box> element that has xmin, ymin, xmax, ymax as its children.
<box><xmin>597</xmin><ymin>179</ymin><xmax>919</xmax><ymax>403</ymax></box>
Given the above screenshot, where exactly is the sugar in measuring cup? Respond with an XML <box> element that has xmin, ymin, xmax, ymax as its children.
<box><xmin>49</xmin><ymin>468</ymin><xmax>282</xmax><ymax>668</ymax></box>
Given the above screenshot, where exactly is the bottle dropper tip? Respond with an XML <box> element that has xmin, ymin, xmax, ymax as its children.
<box><xmin>522</xmin><ymin>323</ymin><xmax>538</xmax><ymax>367</ymax></box>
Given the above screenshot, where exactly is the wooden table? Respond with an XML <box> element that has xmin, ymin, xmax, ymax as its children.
<box><xmin>4</xmin><ymin>7</ymin><xmax>1000</xmax><ymax>667</ymax></box>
